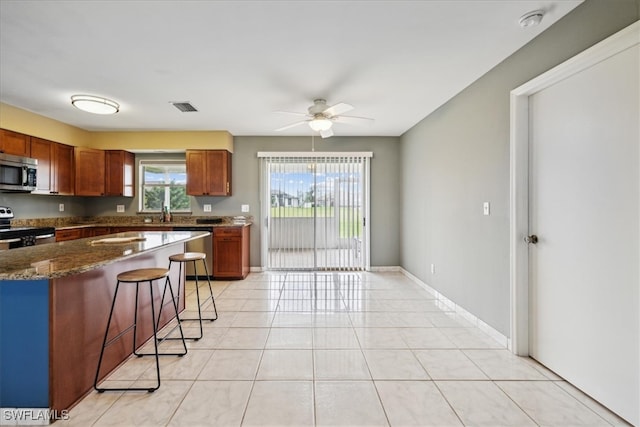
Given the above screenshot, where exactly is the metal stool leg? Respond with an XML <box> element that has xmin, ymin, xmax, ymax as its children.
<box><xmin>94</xmin><ymin>280</ymin><xmax>122</xmax><ymax>392</ymax></box>
<box><xmin>95</xmin><ymin>275</ymin><xmax>187</xmax><ymax>393</ymax></box>
<box><xmin>158</xmin><ymin>257</ymin><xmax>217</xmax><ymax>340</ymax></box>
<box><xmin>200</xmin><ymin>258</ymin><xmax>218</xmax><ymax>322</ymax></box>
<box><xmin>142</xmin><ymin>276</ymin><xmax>188</xmax><ymax>355</ymax></box>
<box><xmin>95</xmin><ymin>280</ymin><xmax>161</xmax><ymax>392</ymax></box>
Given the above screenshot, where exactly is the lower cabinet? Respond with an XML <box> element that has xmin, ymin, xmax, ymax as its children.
<box><xmin>55</xmin><ymin>228</ymin><xmax>84</xmax><ymax>242</ymax></box>
<box><xmin>213</xmin><ymin>226</ymin><xmax>250</xmax><ymax>280</ymax></box>
<box><xmin>56</xmin><ymin>227</ymin><xmax>111</xmax><ymax>241</ymax></box>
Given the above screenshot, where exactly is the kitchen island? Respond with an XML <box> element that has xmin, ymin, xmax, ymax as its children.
<box><xmin>0</xmin><ymin>230</ymin><xmax>209</xmax><ymax>416</ymax></box>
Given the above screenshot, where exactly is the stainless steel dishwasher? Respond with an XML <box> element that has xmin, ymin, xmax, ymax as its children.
<box><xmin>173</xmin><ymin>226</ymin><xmax>213</xmax><ymax>279</ymax></box>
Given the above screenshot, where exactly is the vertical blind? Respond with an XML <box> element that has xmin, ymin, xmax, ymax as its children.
<box><xmin>258</xmin><ymin>152</ymin><xmax>372</xmax><ymax>271</ymax></box>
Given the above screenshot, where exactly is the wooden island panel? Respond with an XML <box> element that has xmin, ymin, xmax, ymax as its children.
<box><xmin>49</xmin><ymin>246</ymin><xmax>182</xmax><ymax>411</ymax></box>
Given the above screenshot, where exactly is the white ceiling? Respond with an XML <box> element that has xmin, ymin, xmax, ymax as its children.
<box><xmin>0</xmin><ymin>1</ymin><xmax>582</xmax><ymax>137</ymax></box>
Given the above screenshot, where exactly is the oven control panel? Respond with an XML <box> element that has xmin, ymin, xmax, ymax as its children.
<box><xmin>0</xmin><ymin>206</ymin><xmax>15</xmax><ymax>220</ymax></box>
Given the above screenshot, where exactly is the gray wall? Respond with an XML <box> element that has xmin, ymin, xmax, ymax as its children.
<box><xmin>0</xmin><ymin>193</ymin><xmax>85</xmax><ymax>218</ymax></box>
<box><xmin>399</xmin><ymin>0</ymin><xmax>640</xmax><ymax>336</ymax></box>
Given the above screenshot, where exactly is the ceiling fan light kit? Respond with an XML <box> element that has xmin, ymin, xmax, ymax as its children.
<box><xmin>71</xmin><ymin>94</ymin><xmax>119</xmax><ymax>114</ymax></box>
<box><xmin>309</xmin><ymin>118</ymin><xmax>332</xmax><ymax>132</ymax></box>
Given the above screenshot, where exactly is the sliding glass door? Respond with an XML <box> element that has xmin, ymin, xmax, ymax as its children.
<box><xmin>259</xmin><ymin>152</ymin><xmax>371</xmax><ymax>271</ymax></box>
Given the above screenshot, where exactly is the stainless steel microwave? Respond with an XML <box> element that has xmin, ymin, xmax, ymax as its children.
<box><xmin>0</xmin><ymin>153</ymin><xmax>37</xmax><ymax>192</ymax></box>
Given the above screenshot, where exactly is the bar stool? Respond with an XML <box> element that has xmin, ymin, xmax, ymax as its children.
<box><xmin>157</xmin><ymin>252</ymin><xmax>218</xmax><ymax>341</ymax></box>
<box><xmin>94</xmin><ymin>268</ymin><xmax>187</xmax><ymax>393</ymax></box>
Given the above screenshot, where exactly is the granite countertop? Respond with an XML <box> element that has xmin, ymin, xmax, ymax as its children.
<box><xmin>10</xmin><ymin>215</ymin><xmax>253</xmax><ymax>230</ymax></box>
<box><xmin>0</xmin><ymin>230</ymin><xmax>210</xmax><ymax>280</ymax></box>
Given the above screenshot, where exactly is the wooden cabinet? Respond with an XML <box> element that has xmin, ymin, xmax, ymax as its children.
<box><xmin>30</xmin><ymin>137</ymin><xmax>74</xmax><ymax>195</ymax></box>
<box><xmin>85</xmin><ymin>227</ymin><xmax>111</xmax><ymax>237</ymax></box>
<box><xmin>74</xmin><ymin>147</ymin><xmax>105</xmax><ymax>196</ymax></box>
<box><xmin>53</xmin><ymin>143</ymin><xmax>75</xmax><ymax>195</ymax></box>
<box><xmin>186</xmin><ymin>150</ymin><xmax>232</xmax><ymax>196</ymax></box>
<box><xmin>105</xmin><ymin>150</ymin><xmax>135</xmax><ymax>197</ymax></box>
<box><xmin>55</xmin><ymin>228</ymin><xmax>84</xmax><ymax>242</ymax></box>
<box><xmin>0</xmin><ymin>129</ymin><xmax>30</xmax><ymax>157</ymax></box>
<box><xmin>213</xmin><ymin>226</ymin><xmax>249</xmax><ymax>279</ymax></box>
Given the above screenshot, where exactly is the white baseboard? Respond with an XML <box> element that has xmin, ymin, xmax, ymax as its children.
<box><xmin>400</xmin><ymin>268</ymin><xmax>509</xmax><ymax>348</ymax></box>
<box><xmin>369</xmin><ymin>266</ymin><xmax>401</xmax><ymax>272</ymax></box>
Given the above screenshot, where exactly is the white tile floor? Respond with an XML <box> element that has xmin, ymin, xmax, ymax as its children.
<box><xmin>60</xmin><ymin>271</ymin><xmax>630</xmax><ymax>426</ymax></box>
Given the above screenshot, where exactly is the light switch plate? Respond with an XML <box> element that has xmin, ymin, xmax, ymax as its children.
<box><xmin>58</xmin><ymin>203</ymin><xmax>64</xmax><ymax>212</ymax></box>
<box><xmin>483</xmin><ymin>202</ymin><xmax>490</xmax><ymax>216</ymax></box>
<box><xmin>203</xmin><ymin>204</ymin><xmax>212</xmax><ymax>212</ymax></box>
<box><xmin>241</xmin><ymin>204</ymin><xmax>250</xmax><ymax>213</ymax></box>
<box><xmin>430</xmin><ymin>264</ymin><xmax>435</xmax><ymax>274</ymax></box>
<box><xmin>116</xmin><ymin>205</ymin><xmax>125</xmax><ymax>213</ymax></box>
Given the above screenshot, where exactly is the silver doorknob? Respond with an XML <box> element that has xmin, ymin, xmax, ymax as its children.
<box><xmin>525</xmin><ymin>235</ymin><xmax>538</xmax><ymax>244</ymax></box>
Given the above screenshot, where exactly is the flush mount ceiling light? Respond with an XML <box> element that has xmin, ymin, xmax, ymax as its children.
<box><xmin>71</xmin><ymin>95</ymin><xmax>120</xmax><ymax>115</ymax></box>
<box><xmin>519</xmin><ymin>10</ymin><xmax>544</xmax><ymax>28</ymax></box>
<box><xmin>308</xmin><ymin>117</ymin><xmax>332</xmax><ymax>132</ymax></box>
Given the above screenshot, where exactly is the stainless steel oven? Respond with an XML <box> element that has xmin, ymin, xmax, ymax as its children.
<box><xmin>0</xmin><ymin>153</ymin><xmax>37</xmax><ymax>192</ymax></box>
<box><xmin>173</xmin><ymin>225</ymin><xmax>214</xmax><ymax>279</ymax></box>
<box><xmin>0</xmin><ymin>206</ymin><xmax>55</xmax><ymax>251</ymax></box>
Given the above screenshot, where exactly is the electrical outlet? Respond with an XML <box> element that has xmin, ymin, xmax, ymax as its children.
<box><xmin>431</xmin><ymin>264</ymin><xmax>435</xmax><ymax>274</ymax></box>
<box><xmin>483</xmin><ymin>202</ymin><xmax>490</xmax><ymax>216</ymax></box>
<box><xmin>203</xmin><ymin>204</ymin><xmax>212</xmax><ymax>212</ymax></box>
<box><xmin>58</xmin><ymin>203</ymin><xmax>64</xmax><ymax>212</ymax></box>
<box><xmin>116</xmin><ymin>205</ymin><xmax>125</xmax><ymax>213</ymax></box>
<box><xmin>241</xmin><ymin>204</ymin><xmax>250</xmax><ymax>213</ymax></box>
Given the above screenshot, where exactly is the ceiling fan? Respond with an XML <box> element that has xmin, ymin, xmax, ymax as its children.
<box><xmin>275</xmin><ymin>99</ymin><xmax>374</xmax><ymax>138</ymax></box>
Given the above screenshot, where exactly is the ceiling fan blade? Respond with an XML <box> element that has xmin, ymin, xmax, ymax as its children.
<box><xmin>320</xmin><ymin>128</ymin><xmax>334</xmax><ymax>138</ymax></box>
<box><xmin>332</xmin><ymin>115</ymin><xmax>374</xmax><ymax>125</ymax></box>
<box><xmin>275</xmin><ymin>120</ymin><xmax>308</xmax><ymax>131</ymax></box>
<box><xmin>323</xmin><ymin>102</ymin><xmax>354</xmax><ymax>117</ymax></box>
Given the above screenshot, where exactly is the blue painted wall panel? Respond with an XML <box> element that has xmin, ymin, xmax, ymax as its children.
<box><xmin>0</xmin><ymin>280</ymin><xmax>49</xmax><ymax>407</ymax></box>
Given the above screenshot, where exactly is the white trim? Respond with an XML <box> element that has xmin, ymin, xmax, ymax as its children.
<box><xmin>509</xmin><ymin>20</ymin><xmax>640</xmax><ymax>356</ymax></box>
<box><xmin>257</xmin><ymin>151</ymin><xmax>373</xmax><ymax>158</ymax></box>
<box><xmin>369</xmin><ymin>266</ymin><xmax>402</xmax><ymax>272</ymax></box>
<box><xmin>400</xmin><ymin>268</ymin><xmax>509</xmax><ymax>348</ymax></box>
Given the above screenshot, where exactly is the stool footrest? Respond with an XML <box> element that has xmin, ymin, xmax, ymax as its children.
<box><xmin>96</xmin><ymin>386</ymin><xmax>158</xmax><ymax>393</ymax></box>
<box><xmin>179</xmin><ymin>316</ymin><xmax>218</xmax><ymax>322</ymax></box>
<box><xmin>103</xmin><ymin>324</ymin><xmax>136</xmax><ymax>349</ymax></box>
<box><xmin>134</xmin><ymin>350</ymin><xmax>187</xmax><ymax>357</ymax></box>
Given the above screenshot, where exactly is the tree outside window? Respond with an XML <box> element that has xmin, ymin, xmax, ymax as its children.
<box><xmin>140</xmin><ymin>161</ymin><xmax>190</xmax><ymax>212</ymax></box>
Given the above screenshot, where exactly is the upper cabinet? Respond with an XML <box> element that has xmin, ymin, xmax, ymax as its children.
<box><xmin>105</xmin><ymin>150</ymin><xmax>135</xmax><ymax>197</ymax></box>
<box><xmin>186</xmin><ymin>150</ymin><xmax>232</xmax><ymax>196</ymax></box>
<box><xmin>0</xmin><ymin>129</ymin><xmax>31</xmax><ymax>157</ymax></box>
<box><xmin>30</xmin><ymin>137</ymin><xmax>75</xmax><ymax>196</ymax></box>
<box><xmin>74</xmin><ymin>147</ymin><xmax>105</xmax><ymax>196</ymax></box>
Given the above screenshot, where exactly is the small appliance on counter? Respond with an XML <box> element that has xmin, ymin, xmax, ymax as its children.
<box><xmin>0</xmin><ymin>206</ymin><xmax>56</xmax><ymax>250</ymax></box>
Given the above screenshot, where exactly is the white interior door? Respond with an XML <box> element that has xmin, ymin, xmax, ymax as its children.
<box><xmin>528</xmin><ymin>43</ymin><xmax>639</xmax><ymax>425</ymax></box>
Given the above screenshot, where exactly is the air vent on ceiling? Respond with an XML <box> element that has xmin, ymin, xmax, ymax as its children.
<box><xmin>171</xmin><ymin>102</ymin><xmax>198</xmax><ymax>112</ymax></box>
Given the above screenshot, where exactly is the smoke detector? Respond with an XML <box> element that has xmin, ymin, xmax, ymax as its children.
<box><xmin>519</xmin><ymin>10</ymin><xmax>544</xmax><ymax>28</ymax></box>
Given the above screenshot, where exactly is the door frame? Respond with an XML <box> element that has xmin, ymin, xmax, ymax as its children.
<box><xmin>509</xmin><ymin>21</ymin><xmax>639</xmax><ymax>356</ymax></box>
<box><xmin>258</xmin><ymin>151</ymin><xmax>372</xmax><ymax>271</ymax></box>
